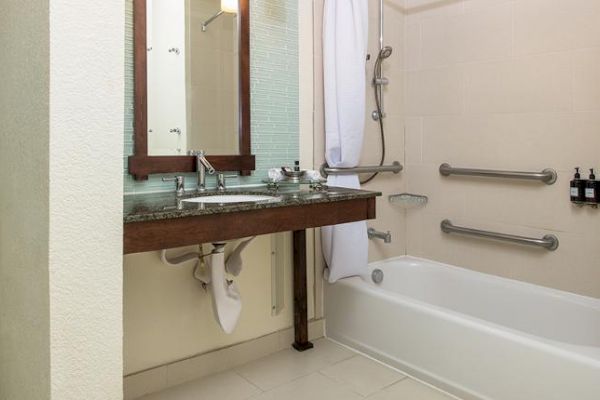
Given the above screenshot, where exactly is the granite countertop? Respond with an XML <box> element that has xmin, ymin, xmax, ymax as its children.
<box><xmin>124</xmin><ymin>186</ymin><xmax>381</xmax><ymax>224</ymax></box>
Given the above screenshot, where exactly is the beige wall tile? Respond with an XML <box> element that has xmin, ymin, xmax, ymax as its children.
<box><xmin>573</xmin><ymin>48</ymin><xmax>600</xmax><ymax>111</ymax></box>
<box><xmin>404</xmin><ymin>0</ymin><xmax>600</xmax><ymax>298</ymax></box>
<box><xmin>406</xmin><ymin>67</ymin><xmax>464</xmax><ymax>116</ymax></box>
<box><xmin>404</xmin><ymin>22</ymin><xmax>422</xmax><ymax>71</ymax></box>
<box><xmin>404</xmin><ymin>117</ymin><xmax>423</xmax><ymax>165</ymax></box>
<box><xmin>464</xmin><ymin>53</ymin><xmax>572</xmax><ymax>114</ymax></box>
<box><xmin>514</xmin><ymin>0</ymin><xmax>600</xmax><ymax>55</ymax></box>
<box><xmin>407</xmin><ymin>211</ymin><xmax>600</xmax><ymax>297</ymax></box>
<box><xmin>403</xmin><ymin>0</ymin><xmax>465</xmax><ymax>21</ymax></box>
<box><xmin>420</xmin><ymin>1</ymin><xmax>512</xmax><ymax>68</ymax></box>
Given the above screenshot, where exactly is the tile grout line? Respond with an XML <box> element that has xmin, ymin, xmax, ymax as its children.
<box><xmin>234</xmin><ymin>370</ymin><xmax>265</xmax><ymax>396</ymax></box>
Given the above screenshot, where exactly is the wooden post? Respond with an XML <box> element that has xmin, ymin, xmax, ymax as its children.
<box><xmin>292</xmin><ymin>229</ymin><xmax>313</xmax><ymax>351</ymax></box>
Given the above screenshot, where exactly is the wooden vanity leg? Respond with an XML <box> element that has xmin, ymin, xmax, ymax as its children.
<box><xmin>292</xmin><ymin>229</ymin><xmax>314</xmax><ymax>351</ymax></box>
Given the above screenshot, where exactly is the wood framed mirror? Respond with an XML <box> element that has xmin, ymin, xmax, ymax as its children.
<box><xmin>129</xmin><ymin>0</ymin><xmax>254</xmax><ymax>180</ymax></box>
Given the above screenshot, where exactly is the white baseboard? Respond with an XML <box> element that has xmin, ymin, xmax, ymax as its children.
<box><xmin>124</xmin><ymin>319</ymin><xmax>325</xmax><ymax>399</ymax></box>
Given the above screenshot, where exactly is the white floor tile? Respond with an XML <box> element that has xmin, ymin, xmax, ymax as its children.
<box><xmin>248</xmin><ymin>373</ymin><xmax>363</xmax><ymax>400</ymax></box>
<box><xmin>320</xmin><ymin>355</ymin><xmax>406</xmax><ymax>396</ymax></box>
<box><xmin>137</xmin><ymin>371</ymin><xmax>260</xmax><ymax>400</ymax></box>
<box><xmin>234</xmin><ymin>348</ymin><xmax>331</xmax><ymax>391</ymax></box>
<box><xmin>367</xmin><ymin>379</ymin><xmax>457</xmax><ymax>400</ymax></box>
<box><xmin>311</xmin><ymin>339</ymin><xmax>355</xmax><ymax>364</ymax></box>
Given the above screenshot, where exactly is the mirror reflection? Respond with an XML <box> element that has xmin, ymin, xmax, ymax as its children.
<box><xmin>147</xmin><ymin>0</ymin><xmax>240</xmax><ymax>156</ymax></box>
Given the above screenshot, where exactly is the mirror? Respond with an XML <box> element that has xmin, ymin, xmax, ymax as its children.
<box><xmin>129</xmin><ymin>0</ymin><xmax>253</xmax><ymax>181</ymax></box>
<box><xmin>147</xmin><ymin>0</ymin><xmax>240</xmax><ymax>156</ymax></box>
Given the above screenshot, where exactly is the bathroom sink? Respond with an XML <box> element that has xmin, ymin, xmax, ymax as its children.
<box><xmin>182</xmin><ymin>194</ymin><xmax>281</xmax><ymax>204</ymax></box>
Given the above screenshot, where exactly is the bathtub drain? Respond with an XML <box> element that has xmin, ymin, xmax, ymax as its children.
<box><xmin>372</xmin><ymin>269</ymin><xmax>384</xmax><ymax>284</ymax></box>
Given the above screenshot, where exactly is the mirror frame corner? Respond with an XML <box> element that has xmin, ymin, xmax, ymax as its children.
<box><xmin>129</xmin><ymin>0</ymin><xmax>254</xmax><ymax>181</ymax></box>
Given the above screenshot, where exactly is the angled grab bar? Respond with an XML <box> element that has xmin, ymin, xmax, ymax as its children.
<box><xmin>439</xmin><ymin>163</ymin><xmax>557</xmax><ymax>185</ymax></box>
<box><xmin>320</xmin><ymin>161</ymin><xmax>403</xmax><ymax>177</ymax></box>
<box><xmin>441</xmin><ymin>220</ymin><xmax>559</xmax><ymax>251</ymax></box>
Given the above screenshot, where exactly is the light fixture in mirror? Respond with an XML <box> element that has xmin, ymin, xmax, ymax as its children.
<box><xmin>146</xmin><ymin>0</ymin><xmax>240</xmax><ymax>157</ymax></box>
<box><xmin>221</xmin><ymin>0</ymin><xmax>238</xmax><ymax>13</ymax></box>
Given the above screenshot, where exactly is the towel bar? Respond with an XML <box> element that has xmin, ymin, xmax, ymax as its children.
<box><xmin>441</xmin><ymin>220</ymin><xmax>559</xmax><ymax>251</ymax></box>
<box><xmin>439</xmin><ymin>163</ymin><xmax>557</xmax><ymax>185</ymax></box>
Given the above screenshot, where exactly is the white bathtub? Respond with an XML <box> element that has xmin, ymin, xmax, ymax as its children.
<box><xmin>325</xmin><ymin>256</ymin><xmax>600</xmax><ymax>400</ymax></box>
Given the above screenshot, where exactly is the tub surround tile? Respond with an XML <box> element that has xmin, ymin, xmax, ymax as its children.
<box><xmin>319</xmin><ymin>355</ymin><xmax>407</xmax><ymax>396</ymax></box>
<box><xmin>419</xmin><ymin>1</ymin><xmax>512</xmax><ymax>68</ymax></box>
<box><xmin>405</xmin><ymin>0</ymin><xmax>600</xmax><ymax>299</ymax></box>
<box><xmin>514</xmin><ymin>0</ymin><xmax>600</xmax><ymax>55</ymax></box>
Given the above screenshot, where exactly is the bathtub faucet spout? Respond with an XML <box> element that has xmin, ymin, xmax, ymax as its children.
<box><xmin>368</xmin><ymin>228</ymin><xmax>392</xmax><ymax>244</ymax></box>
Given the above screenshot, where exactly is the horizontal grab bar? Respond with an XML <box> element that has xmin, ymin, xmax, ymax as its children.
<box><xmin>320</xmin><ymin>161</ymin><xmax>403</xmax><ymax>177</ymax></box>
<box><xmin>439</xmin><ymin>163</ymin><xmax>557</xmax><ymax>185</ymax></box>
<box><xmin>441</xmin><ymin>220</ymin><xmax>559</xmax><ymax>251</ymax></box>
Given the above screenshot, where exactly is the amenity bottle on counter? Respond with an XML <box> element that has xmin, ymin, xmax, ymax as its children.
<box><xmin>570</xmin><ymin>167</ymin><xmax>586</xmax><ymax>203</ymax></box>
<box><xmin>585</xmin><ymin>169</ymin><xmax>599</xmax><ymax>204</ymax></box>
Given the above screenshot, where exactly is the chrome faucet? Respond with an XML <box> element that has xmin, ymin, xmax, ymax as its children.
<box><xmin>368</xmin><ymin>228</ymin><xmax>392</xmax><ymax>244</ymax></box>
<box><xmin>189</xmin><ymin>150</ymin><xmax>215</xmax><ymax>192</ymax></box>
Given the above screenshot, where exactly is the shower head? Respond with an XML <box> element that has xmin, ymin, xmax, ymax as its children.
<box><xmin>378</xmin><ymin>46</ymin><xmax>393</xmax><ymax>60</ymax></box>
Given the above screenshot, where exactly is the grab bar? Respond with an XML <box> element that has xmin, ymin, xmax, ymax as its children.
<box><xmin>320</xmin><ymin>161</ymin><xmax>403</xmax><ymax>177</ymax></box>
<box><xmin>439</xmin><ymin>163</ymin><xmax>557</xmax><ymax>185</ymax></box>
<box><xmin>441</xmin><ymin>220</ymin><xmax>559</xmax><ymax>251</ymax></box>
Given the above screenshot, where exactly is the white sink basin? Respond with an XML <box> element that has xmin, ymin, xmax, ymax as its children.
<box><xmin>182</xmin><ymin>194</ymin><xmax>281</xmax><ymax>204</ymax></box>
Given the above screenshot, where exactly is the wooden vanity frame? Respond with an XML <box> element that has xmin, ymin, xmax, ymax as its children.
<box><xmin>124</xmin><ymin>197</ymin><xmax>377</xmax><ymax>351</ymax></box>
<box><xmin>128</xmin><ymin>0</ymin><xmax>255</xmax><ymax>180</ymax></box>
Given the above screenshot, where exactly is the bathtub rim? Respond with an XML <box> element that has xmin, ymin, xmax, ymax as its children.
<box><xmin>369</xmin><ymin>256</ymin><xmax>600</xmax><ymax>312</ymax></box>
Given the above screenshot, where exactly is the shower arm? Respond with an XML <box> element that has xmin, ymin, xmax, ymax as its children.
<box><xmin>201</xmin><ymin>10</ymin><xmax>224</xmax><ymax>32</ymax></box>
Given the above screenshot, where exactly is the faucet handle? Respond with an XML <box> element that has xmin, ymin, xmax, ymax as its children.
<box><xmin>162</xmin><ymin>175</ymin><xmax>185</xmax><ymax>197</ymax></box>
<box><xmin>216</xmin><ymin>173</ymin><xmax>238</xmax><ymax>191</ymax></box>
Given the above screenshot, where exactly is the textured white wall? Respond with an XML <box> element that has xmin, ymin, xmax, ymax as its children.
<box><xmin>48</xmin><ymin>0</ymin><xmax>124</xmax><ymax>399</ymax></box>
<box><xmin>0</xmin><ymin>1</ymin><xmax>51</xmax><ymax>399</ymax></box>
<box><xmin>1</xmin><ymin>1</ymin><xmax>125</xmax><ymax>398</ymax></box>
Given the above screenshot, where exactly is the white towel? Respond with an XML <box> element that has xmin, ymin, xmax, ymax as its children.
<box><xmin>321</xmin><ymin>0</ymin><xmax>369</xmax><ymax>283</ymax></box>
<box><xmin>207</xmin><ymin>250</ymin><xmax>242</xmax><ymax>334</ymax></box>
<box><xmin>225</xmin><ymin>237</ymin><xmax>255</xmax><ymax>276</ymax></box>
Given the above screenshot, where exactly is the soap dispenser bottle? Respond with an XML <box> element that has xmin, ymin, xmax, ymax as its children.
<box><xmin>585</xmin><ymin>168</ymin><xmax>599</xmax><ymax>204</ymax></box>
<box><xmin>570</xmin><ymin>167</ymin><xmax>586</xmax><ymax>203</ymax></box>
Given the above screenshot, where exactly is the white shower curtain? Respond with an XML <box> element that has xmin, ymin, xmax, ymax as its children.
<box><xmin>321</xmin><ymin>0</ymin><xmax>369</xmax><ymax>283</ymax></box>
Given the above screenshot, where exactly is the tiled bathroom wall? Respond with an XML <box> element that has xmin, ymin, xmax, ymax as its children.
<box><xmin>311</xmin><ymin>0</ymin><xmax>600</xmax><ymax>298</ymax></box>
<box><xmin>124</xmin><ymin>0</ymin><xmax>299</xmax><ymax>194</ymax></box>
<box><xmin>403</xmin><ymin>0</ymin><xmax>600</xmax><ymax>297</ymax></box>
